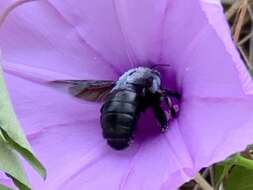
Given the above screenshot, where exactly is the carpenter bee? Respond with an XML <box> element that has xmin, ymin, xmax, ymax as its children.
<box><xmin>51</xmin><ymin>67</ymin><xmax>180</xmax><ymax>150</ymax></box>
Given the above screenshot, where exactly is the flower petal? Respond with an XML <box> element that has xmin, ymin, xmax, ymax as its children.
<box><xmin>0</xmin><ymin>0</ymin><xmax>253</xmax><ymax>190</ymax></box>
<box><xmin>179</xmin><ymin>97</ymin><xmax>253</xmax><ymax>173</ymax></box>
<box><xmin>22</xmin><ymin>110</ymin><xmax>192</xmax><ymax>190</ymax></box>
<box><xmin>0</xmin><ymin>0</ymin><xmax>118</xmax><ymax>79</ymax></box>
<box><xmin>200</xmin><ymin>1</ymin><xmax>253</xmax><ymax>94</ymax></box>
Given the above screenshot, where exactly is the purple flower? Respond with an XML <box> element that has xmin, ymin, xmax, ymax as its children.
<box><xmin>1</xmin><ymin>0</ymin><xmax>253</xmax><ymax>189</ymax></box>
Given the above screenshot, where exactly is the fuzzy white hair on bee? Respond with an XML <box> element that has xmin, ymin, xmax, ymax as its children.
<box><xmin>114</xmin><ymin>67</ymin><xmax>161</xmax><ymax>93</ymax></box>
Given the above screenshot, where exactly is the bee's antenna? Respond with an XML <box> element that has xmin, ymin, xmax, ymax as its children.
<box><xmin>150</xmin><ymin>64</ymin><xmax>170</xmax><ymax>69</ymax></box>
<box><xmin>0</xmin><ymin>0</ymin><xmax>37</xmax><ymax>28</ymax></box>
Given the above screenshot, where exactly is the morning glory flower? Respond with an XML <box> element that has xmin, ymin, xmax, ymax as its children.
<box><xmin>0</xmin><ymin>0</ymin><xmax>253</xmax><ymax>189</ymax></box>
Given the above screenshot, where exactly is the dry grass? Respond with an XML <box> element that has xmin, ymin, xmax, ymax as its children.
<box><xmin>225</xmin><ymin>0</ymin><xmax>253</xmax><ymax>69</ymax></box>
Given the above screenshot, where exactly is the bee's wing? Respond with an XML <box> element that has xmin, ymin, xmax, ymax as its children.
<box><xmin>50</xmin><ymin>80</ymin><xmax>115</xmax><ymax>102</ymax></box>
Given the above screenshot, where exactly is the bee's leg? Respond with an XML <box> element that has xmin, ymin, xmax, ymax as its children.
<box><xmin>153</xmin><ymin>104</ymin><xmax>169</xmax><ymax>132</ymax></box>
<box><xmin>163</xmin><ymin>95</ymin><xmax>178</xmax><ymax>118</ymax></box>
<box><xmin>160</xmin><ymin>89</ymin><xmax>180</xmax><ymax>118</ymax></box>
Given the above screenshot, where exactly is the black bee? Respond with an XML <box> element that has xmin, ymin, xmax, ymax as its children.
<box><xmin>51</xmin><ymin>67</ymin><xmax>180</xmax><ymax>150</ymax></box>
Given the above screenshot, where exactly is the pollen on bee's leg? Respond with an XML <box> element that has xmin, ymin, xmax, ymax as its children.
<box><xmin>173</xmin><ymin>105</ymin><xmax>180</xmax><ymax>114</ymax></box>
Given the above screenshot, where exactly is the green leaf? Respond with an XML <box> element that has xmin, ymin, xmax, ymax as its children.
<box><xmin>224</xmin><ymin>166</ymin><xmax>253</xmax><ymax>190</ymax></box>
<box><xmin>6</xmin><ymin>174</ymin><xmax>30</xmax><ymax>190</ymax></box>
<box><xmin>0</xmin><ymin>129</ymin><xmax>46</xmax><ymax>179</ymax></box>
<box><xmin>213</xmin><ymin>158</ymin><xmax>235</xmax><ymax>189</ymax></box>
<box><xmin>250</xmin><ymin>69</ymin><xmax>253</xmax><ymax>76</ymax></box>
<box><xmin>0</xmin><ymin>63</ymin><xmax>46</xmax><ymax>179</ymax></box>
<box><xmin>233</xmin><ymin>154</ymin><xmax>253</xmax><ymax>170</ymax></box>
<box><xmin>213</xmin><ymin>164</ymin><xmax>224</xmax><ymax>186</ymax></box>
<box><xmin>0</xmin><ymin>135</ymin><xmax>30</xmax><ymax>189</ymax></box>
<box><xmin>214</xmin><ymin>153</ymin><xmax>253</xmax><ymax>190</ymax></box>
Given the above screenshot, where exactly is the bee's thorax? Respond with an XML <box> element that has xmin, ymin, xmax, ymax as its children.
<box><xmin>113</xmin><ymin>67</ymin><xmax>161</xmax><ymax>93</ymax></box>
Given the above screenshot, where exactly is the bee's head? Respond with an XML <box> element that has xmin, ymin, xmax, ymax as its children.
<box><xmin>146</xmin><ymin>72</ymin><xmax>161</xmax><ymax>93</ymax></box>
<box><xmin>107</xmin><ymin>138</ymin><xmax>130</xmax><ymax>150</ymax></box>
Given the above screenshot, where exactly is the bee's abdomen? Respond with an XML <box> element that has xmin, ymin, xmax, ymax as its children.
<box><xmin>100</xmin><ymin>89</ymin><xmax>141</xmax><ymax>150</ymax></box>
